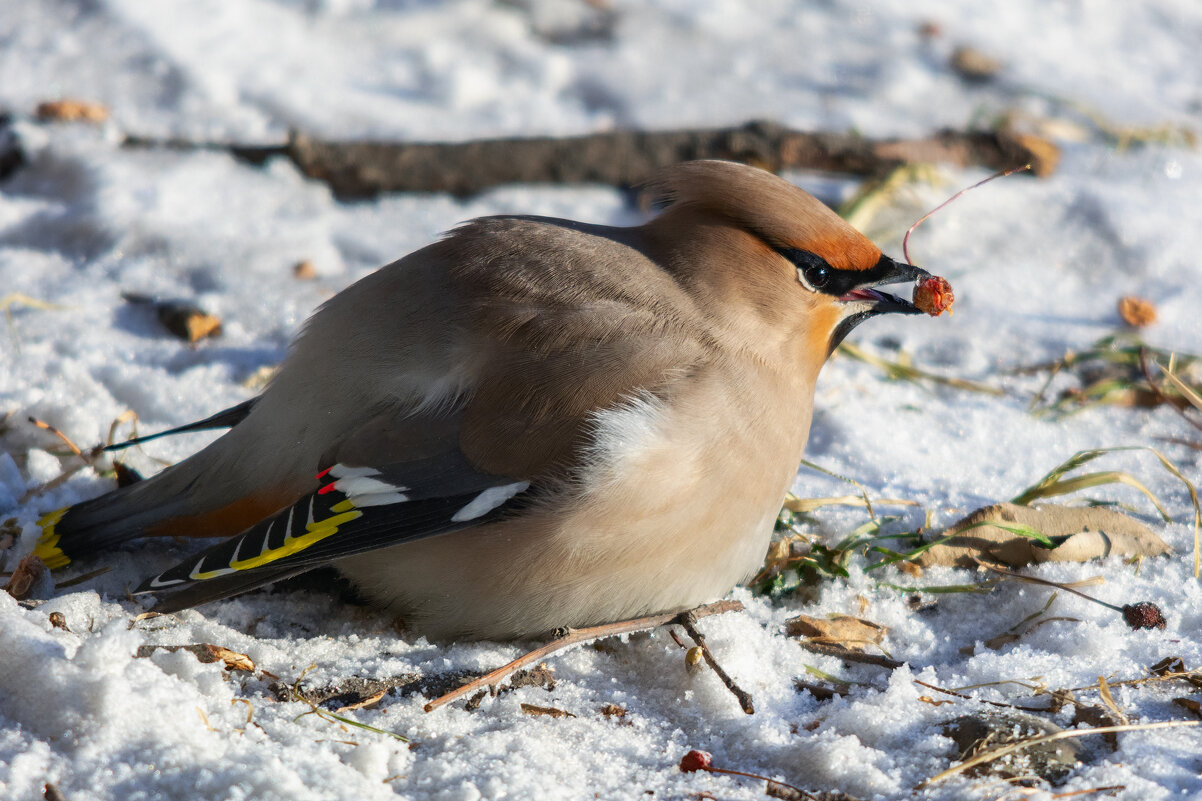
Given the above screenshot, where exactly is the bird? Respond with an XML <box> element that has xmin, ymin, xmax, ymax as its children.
<box><xmin>33</xmin><ymin>159</ymin><xmax>935</xmax><ymax>641</ymax></box>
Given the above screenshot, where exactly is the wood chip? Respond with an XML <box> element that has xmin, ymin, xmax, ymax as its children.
<box><xmin>36</xmin><ymin>99</ymin><xmax>109</xmax><ymax>123</ymax></box>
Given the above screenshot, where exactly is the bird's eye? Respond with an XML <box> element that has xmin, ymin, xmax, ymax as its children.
<box><xmin>781</xmin><ymin>248</ymin><xmax>839</xmax><ymax>294</ymax></box>
<box><xmin>803</xmin><ymin>264</ymin><xmax>829</xmax><ymax>289</ymax></box>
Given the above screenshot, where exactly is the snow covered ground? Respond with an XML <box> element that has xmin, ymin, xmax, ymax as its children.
<box><xmin>2</xmin><ymin>1</ymin><xmax>1201</xmax><ymax>799</ymax></box>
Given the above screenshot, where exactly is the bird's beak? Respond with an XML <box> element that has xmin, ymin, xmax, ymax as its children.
<box><xmin>836</xmin><ymin>255</ymin><xmax>932</xmax><ymax>316</ymax></box>
<box><xmin>828</xmin><ymin>255</ymin><xmax>933</xmax><ymax>352</ymax></box>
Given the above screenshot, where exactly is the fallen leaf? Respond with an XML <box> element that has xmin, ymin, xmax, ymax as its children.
<box><xmin>1118</xmin><ymin>295</ymin><xmax>1157</xmax><ymax>328</ymax></box>
<box><xmin>1173</xmin><ymin>698</ymin><xmax>1202</xmax><ymax>718</ymax></box>
<box><xmin>917</xmin><ymin>502</ymin><xmax>1170</xmax><ymax>568</ymax></box>
<box><xmin>293</xmin><ymin>260</ymin><xmax>317</xmax><ymax>280</ymax></box>
<box><xmin>520</xmin><ymin>703</ymin><xmax>575</xmax><ymax>719</ymax></box>
<box><xmin>136</xmin><ymin>643</ymin><xmax>255</xmax><ymax>672</ymax></box>
<box><xmin>940</xmin><ymin>712</ymin><xmax>1079</xmax><ymax>783</ymax></box>
<box><xmin>785</xmin><ymin>614</ymin><xmax>886</xmax><ymax>652</ymax></box>
<box><xmin>3</xmin><ymin>554</ymin><xmax>48</xmax><ymax>600</ymax></box>
<box><xmin>122</xmin><ymin>293</ymin><xmax>222</xmax><ymax>343</ymax></box>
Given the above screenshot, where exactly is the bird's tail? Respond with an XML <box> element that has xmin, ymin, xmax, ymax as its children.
<box><xmin>33</xmin><ymin>476</ymin><xmax>197</xmax><ymax>569</ymax></box>
<box><xmin>32</xmin><ymin>399</ymin><xmax>266</xmax><ymax>569</ymax></box>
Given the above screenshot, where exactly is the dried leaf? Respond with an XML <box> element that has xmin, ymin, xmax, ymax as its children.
<box><xmin>122</xmin><ymin>293</ymin><xmax>222</xmax><ymax>343</ymax></box>
<box><xmin>292</xmin><ymin>260</ymin><xmax>318</xmax><ymax>280</ymax></box>
<box><xmin>1071</xmin><ymin>701</ymin><xmax>1123</xmax><ymax>751</ymax></box>
<box><xmin>916</xmin><ymin>503</ymin><xmax>1170</xmax><ymax>568</ymax></box>
<box><xmin>520</xmin><ymin>703</ymin><xmax>575</xmax><ymax>719</ymax></box>
<box><xmin>1173</xmin><ymin>698</ymin><xmax>1202</xmax><ymax>718</ymax></box>
<box><xmin>3</xmin><ymin>553</ymin><xmax>48</xmax><ymax>600</ymax></box>
<box><xmin>940</xmin><ymin>712</ymin><xmax>1079</xmax><ymax>783</ymax></box>
<box><xmin>785</xmin><ymin>614</ymin><xmax>886</xmax><ymax>652</ymax></box>
<box><xmin>136</xmin><ymin>643</ymin><xmax>256</xmax><ymax>672</ymax></box>
<box><xmin>1118</xmin><ymin>296</ymin><xmax>1157</xmax><ymax>328</ymax></box>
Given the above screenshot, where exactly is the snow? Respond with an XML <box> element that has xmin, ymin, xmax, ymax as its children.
<box><xmin>2</xmin><ymin>1</ymin><xmax>1201</xmax><ymax>799</ymax></box>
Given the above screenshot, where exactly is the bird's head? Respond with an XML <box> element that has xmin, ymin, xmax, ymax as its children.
<box><xmin>643</xmin><ymin>160</ymin><xmax>934</xmax><ymax>372</ymax></box>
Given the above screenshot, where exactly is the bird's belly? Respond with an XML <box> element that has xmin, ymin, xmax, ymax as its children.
<box><xmin>337</xmin><ymin>385</ymin><xmax>810</xmax><ymax>640</ymax></box>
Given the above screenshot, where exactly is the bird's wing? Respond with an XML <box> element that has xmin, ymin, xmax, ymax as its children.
<box><xmin>138</xmin><ymin>217</ymin><xmax>714</xmax><ymax>611</ymax></box>
<box><xmin>137</xmin><ymin>435</ymin><xmax>531</xmax><ymax>612</ymax></box>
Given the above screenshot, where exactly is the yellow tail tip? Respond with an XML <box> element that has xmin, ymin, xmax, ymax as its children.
<box><xmin>33</xmin><ymin>507</ymin><xmax>71</xmax><ymax>570</ymax></box>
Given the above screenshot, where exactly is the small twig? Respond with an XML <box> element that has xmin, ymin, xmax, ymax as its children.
<box><xmin>913</xmin><ymin>680</ymin><xmax>1051</xmax><ymax>713</ymax></box>
<box><xmin>915</xmin><ymin>720</ymin><xmax>1198</xmax><ymax>789</ymax></box>
<box><xmin>423</xmin><ymin>600</ymin><xmax>744</xmax><ymax>712</ymax></box>
<box><xmin>19</xmin><ymin>417</ymin><xmax>106</xmax><ymax>503</ymax></box>
<box><xmin>677</xmin><ymin>609</ymin><xmax>755</xmax><ymax>714</ymax></box>
<box><xmin>982</xmin><ymin>564</ymin><xmax>1125</xmax><ymax>613</ymax></box>
<box><xmin>29</xmin><ymin>416</ymin><xmax>84</xmax><ymax>456</ymax></box>
<box><xmin>1050</xmin><ymin>787</ymin><xmax>1126</xmax><ymax>799</ymax></box>
<box><xmin>902</xmin><ymin>164</ymin><xmax>1031</xmax><ymax>265</ymax></box>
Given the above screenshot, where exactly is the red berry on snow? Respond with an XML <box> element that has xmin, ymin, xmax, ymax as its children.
<box><xmin>679</xmin><ymin>750</ymin><xmax>713</xmax><ymax>773</ymax></box>
<box><xmin>1122</xmin><ymin>602</ymin><xmax>1166</xmax><ymax>630</ymax></box>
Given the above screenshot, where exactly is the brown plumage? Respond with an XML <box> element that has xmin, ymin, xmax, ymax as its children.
<box><xmin>34</xmin><ymin>160</ymin><xmax>934</xmax><ymax>640</ymax></box>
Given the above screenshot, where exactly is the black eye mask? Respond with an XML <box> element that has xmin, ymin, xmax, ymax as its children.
<box><xmin>778</xmin><ymin>248</ymin><xmax>926</xmax><ymax>296</ymax></box>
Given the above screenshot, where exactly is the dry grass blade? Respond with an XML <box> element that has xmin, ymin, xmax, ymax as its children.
<box><xmin>837</xmin><ymin>341</ymin><xmax>1004</xmax><ymax>395</ymax></box>
<box><xmin>1156</xmin><ymin>359</ymin><xmax>1202</xmax><ymax>422</ymax></box>
<box><xmin>797</xmin><ymin>459</ymin><xmax>884</xmax><ymax>519</ymax></box>
<box><xmin>915</xmin><ymin>720</ymin><xmax>1199</xmax><ymax>789</ymax></box>
<box><xmin>1013</xmin><ymin>470</ymin><xmax>1170</xmax><ymax>521</ymax></box>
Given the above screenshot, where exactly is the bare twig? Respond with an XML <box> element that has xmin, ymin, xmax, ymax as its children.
<box><xmin>913</xmin><ymin>679</ymin><xmax>1051</xmax><ymax>713</ymax></box>
<box><xmin>423</xmin><ymin>600</ymin><xmax>744</xmax><ymax>712</ymax></box>
<box><xmin>120</xmin><ymin>122</ymin><xmax>1049</xmax><ymax>199</ymax></box>
<box><xmin>677</xmin><ymin>608</ymin><xmax>756</xmax><ymax>714</ymax></box>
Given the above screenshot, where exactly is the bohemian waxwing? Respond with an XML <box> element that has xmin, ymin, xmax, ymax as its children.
<box><xmin>34</xmin><ymin>159</ymin><xmax>935</xmax><ymax>640</ymax></box>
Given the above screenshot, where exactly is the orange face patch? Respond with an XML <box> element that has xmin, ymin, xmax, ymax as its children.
<box><xmin>792</xmin><ymin>232</ymin><xmax>881</xmax><ymax>273</ymax></box>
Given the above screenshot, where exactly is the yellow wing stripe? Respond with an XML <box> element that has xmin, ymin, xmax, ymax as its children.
<box><xmin>33</xmin><ymin>508</ymin><xmax>70</xmax><ymax>570</ymax></box>
<box><xmin>190</xmin><ymin>509</ymin><xmax>363</xmax><ymax>580</ymax></box>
